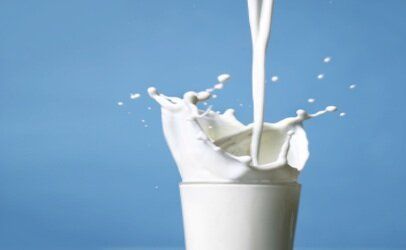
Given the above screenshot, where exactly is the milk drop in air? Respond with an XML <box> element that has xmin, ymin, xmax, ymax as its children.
<box><xmin>130</xmin><ymin>93</ymin><xmax>141</xmax><ymax>99</ymax></box>
<box><xmin>323</xmin><ymin>57</ymin><xmax>332</xmax><ymax>63</ymax></box>
<box><xmin>271</xmin><ymin>76</ymin><xmax>279</xmax><ymax>82</ymax></box>
<box><xmin>217</xmin><ymin>74</ymin><xmax>231</xmax><ymax>83</ymax></box>
<box><xmin>214</xmin><ymin>83</ymin><xmax>224</xmax><ymax>90</ymax></box>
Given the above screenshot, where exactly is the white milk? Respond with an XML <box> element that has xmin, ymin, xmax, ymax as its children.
<box><xmin>146</xmin><ymin>1</ymin><xmax>339</xmax><ymax>249</ymax></box>
<box><xmin>247</xmin><ymin>0</ymin><xmax>274</xmax><ymax>166</ymax></box>
<box><xmin>148</xmin><ymin>85</ymin><xmax>336</xmax><ymax>183</ymax></box>
<box><xmin>148</xmin><ymin>0</ymin><xmax>337</xmax><ymax>183</ymax></box>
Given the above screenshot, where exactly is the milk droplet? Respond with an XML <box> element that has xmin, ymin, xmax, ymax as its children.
<box><xmin>340</xmin><ymin>112</ymin><xmax>346</xmax><ymax>117</ymax></box>
<box><xmin>141</xmin><ymin>119</ymin><xmax>146</xmax><ymax>123</ymax></box>
<box><xmin>214</xmin><ymin>83</ymin><xmax>224</xmax><ymax>90</ymax></box>
<box><xmin>130</xmin><ymin>93</ymin><xmax>141</xmax><ymax>100</ymax></box>
<box><xmin>147</xmin><ymin>106</ymin><xmax>152</xmax><ymax>110</ymax></box>
<box><xmin>239</xmin><ymin>103</ymin><xmax>244</xmax><ymax>107</ymax></box>
<box><xmin>144</xmin><ymin>124</ymin><xmax>149</xmax><ymax>128</ymax></box>
<box><xmin>203</xmin><ymin>102</ymin><xmax>208</xmax><ymax>106</ymax></box>
<box><xmin>217</xmin><ymin>74</ymin><xmax>231</xmax><ymax>83</ymax></box>
<box><xmin>323</xmin><ymin>57</ymin><xmax>332</xmax><ymax>63</ymax></box>
<box><xmin>147</xmin><ymin>87</ymin><xmax>157</xmax><ymax>96</ymax></box>
<box><xmin>307</xmin><ymin>98</ymin><xmax>315</xmax><ymax>103</ymax></box>
<box><xmin>271</xmin><ymin>76</ymin><xmax>279</xmax><ymax>82</ymax></box>
<box><xmin>349</xmin><ymin>84</ymin><xmax>357</xmax><ymax>89</ymax></box>
<box><xmin>212</xmin><ymin>94</ymin><xmax>217</xmax><ymax>99</ymax></box>
<box><xmin>317</xmin><ymin>74</ymin><xmax>325</xmax><ymax>80</ymax></box>
<box><xmin>117</xmin><ymin>101</ymin><xmax>124</xmax><ymax>106</ymax></box>
<box><xmin>326</xmin><ymin>106</ymin><xmax>337</xmax><ymax>112</ymax></box>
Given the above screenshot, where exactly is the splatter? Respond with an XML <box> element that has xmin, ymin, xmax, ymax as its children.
<box><xmin>130</xmin><ymin>93</ymin><xmax>141</xmax><ymax>100</ymax></box>
<box><xmin>349</xmin><ymin>84</ymin><xmax>357</xmax><ymax>89</ymax></box>
<box><xmin>271</xmin><ymin>76</ymin><xmax>279</xmax><ymax>82</ymax></box>
<box><xmin>327</xmin><ymin>106</ymin><xmax>337</xmax><ymax>112</ymax></box>
<box><xmin>214</xmin><ymin>83</ymin><xmax>224</xmax><ymax>90</ymax></box>
<box><xmin>217</xmin><ymin>74</ymin><xmax>231</xmax><ymax>83</ymax></box>
<box><xmin>339</xmin><ymin>112</ymin><xmax>346</xmax><ymax>117</ymax></box>
<box><xmin>317</xmin><ymin>74</ymin><xmax>325</xmax><ymax>80</ymax></box>
<box><xmin>323</xmin><ymin>57</ymin><xmax>332</xmax><ymax>63</ymax></box>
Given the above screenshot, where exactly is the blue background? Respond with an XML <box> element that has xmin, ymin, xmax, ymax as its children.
<box><xmin>1</xmin><ymin>0</ymin><xmax>405</xmax><ymax>249</ymax></box>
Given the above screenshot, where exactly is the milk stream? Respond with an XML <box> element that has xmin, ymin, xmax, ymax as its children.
<box><xmin>247</xmin><ymin>0</ymin><xmax>275</xmax><ymax>166</ymax></box>
<box><xmin>147</xmin><ymin>0</ymin><xmax>338</xmax><ymax>183</ymax></box>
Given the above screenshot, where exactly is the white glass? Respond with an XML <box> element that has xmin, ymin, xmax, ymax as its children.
<box><xmin>180</xmin><ymin>183</ymin><xmax>301</xmax><ymax>250</ymax></box>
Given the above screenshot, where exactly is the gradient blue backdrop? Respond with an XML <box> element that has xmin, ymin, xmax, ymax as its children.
<box><xmin>1</xmin><ymin>0</ymin><xmax>405</xmax><ymax>249</ymax></box>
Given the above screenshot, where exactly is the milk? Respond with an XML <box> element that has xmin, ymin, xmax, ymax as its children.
<box><xmin>146</xmin><ymin>0</ymin><xmax>338</xmax><ymax>249</ymax></box>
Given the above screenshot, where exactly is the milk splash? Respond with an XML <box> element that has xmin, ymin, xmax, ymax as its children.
<box><xmin>148</xmin><ymin>80</ymin><xmax>336</xmax><ymax>183</ymax></box>
<box><xmin>147</xmin><ymin>0</ymin><xmax>338</xmax><ymax>183</ymax></box>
